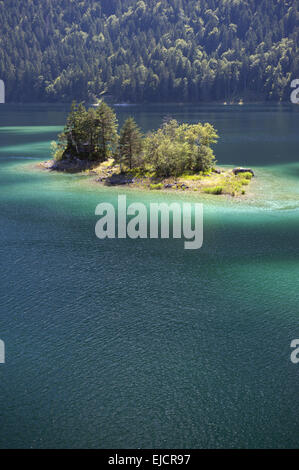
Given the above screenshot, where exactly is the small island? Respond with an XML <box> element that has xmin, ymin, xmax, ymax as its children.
<box><xmin>41</xmin><ymin>102</ymin><xmax>254</xmax><ymax>197</ymax></box>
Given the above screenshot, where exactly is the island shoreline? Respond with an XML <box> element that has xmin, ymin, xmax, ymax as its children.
<box><xmin>37</xmin><ymin>159</ymin><xmax>255</xmax><ymax>199</ymax></box>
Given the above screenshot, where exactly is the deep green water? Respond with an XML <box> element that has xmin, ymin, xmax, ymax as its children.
<box><xmin>0</xmin><ymin>104</ymin><xmax>299</xmax><ymax>449</ymax></box>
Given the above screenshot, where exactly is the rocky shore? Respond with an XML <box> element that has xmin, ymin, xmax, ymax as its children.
<box><xmin>38</xmin><ymin>159</ymin><xmax>255</xmax><ymax>197</ymax></box>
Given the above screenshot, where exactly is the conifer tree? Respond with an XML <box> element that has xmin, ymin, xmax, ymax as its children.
<box><xmin>94</xmin><ymin>102</ymin><xmax>118</xmax><ymax>161</ymax></box>
<box><xmin>119</xmin><ymin>118</ymin><xmax>143</xmax><ymax>170</ymax></box>
<box><xmin>1</xmin><ymin>0</ymin><xmax>297</xmax><ymax>103</ymax></box>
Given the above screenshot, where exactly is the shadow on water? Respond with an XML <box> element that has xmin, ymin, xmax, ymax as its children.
<box><xmin>1</xmin><ymin>103</ymin><xmax>299</xmax><ymax>165</ymax></box>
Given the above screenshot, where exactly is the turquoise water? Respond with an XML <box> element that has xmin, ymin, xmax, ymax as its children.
<box><xmin>0</xmin><ymin>104</ymin><xmax>299</xmax><ymax>449</ymax></box>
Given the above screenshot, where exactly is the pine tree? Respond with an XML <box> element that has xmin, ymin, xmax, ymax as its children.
<box><xmin>95</xmin><ymin>102</ymin><xmax>118</xmax><ymax>161</ymax></box>
<box><xmin>119</xmin><ymin>118</ymin><xmax>143</xmax><ymax>170</ymax></box>
<box><xmin>58</xmin><ymin>101</ymin><xmax>118</xmax><ymax>162</ymax></box>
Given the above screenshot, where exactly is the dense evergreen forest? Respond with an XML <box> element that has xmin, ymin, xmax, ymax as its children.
<box><xmin>0</xmin><ymin>0</ymin><xmax>298</xmax><ymax>103</ymax></box>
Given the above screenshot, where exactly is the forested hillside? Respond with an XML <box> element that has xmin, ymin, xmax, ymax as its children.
<box><xmin>0</xmin><ymin>0</ymin><xmax>298</xmax><ymax>102</ymax></box>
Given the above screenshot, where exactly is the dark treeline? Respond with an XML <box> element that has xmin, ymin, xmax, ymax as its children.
<box><xmin>0</xmin><ymin>0</ymin><xmax>298</xmax><ymax>103</ymax></box>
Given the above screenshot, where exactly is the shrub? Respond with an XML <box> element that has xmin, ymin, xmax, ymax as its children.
<box><xmin>150</xmin><ymin>183</ymin><xmax>164</xmax><ymax>190</ymax></box>
<box><xmin>239</xmin><ymin>178</ymin><xmax>250</xmax><ymax>185</ymax></box>
<box><xmin>240</xmin><ymin>172</ymin><xmax>253</xmax><ymax>180</ymax></box>
<box><xmin>204</xmin><ymin>185</ymin><xmax>223</xmax><ymax>195</ymax></box>
<box><xmin>51</xmin><ymin>141</ymin><xmax>65</xmax><ymax>161</ymax></box>
<box><xmin>127</xmin><ymin>167</ymin><xmax>146</xmax><ymax>177</ymax></box>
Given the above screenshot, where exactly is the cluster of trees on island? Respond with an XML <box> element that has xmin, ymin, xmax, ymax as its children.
<box><xmin>55</xmin><ymin>101</ymin><xmax>218</xmax><ymax>177</ymax></box>
<box><xmin>1</xmin><ymin>0</ymin><xmax>298</xmax><ymax>103</ymax></box>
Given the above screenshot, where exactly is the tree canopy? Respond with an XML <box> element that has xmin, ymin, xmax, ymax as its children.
<box><xmin>3</xmin><ymin>0</ymin><xmax>297</xmax><ymax>103</ymax></box>
<box><xmin>56</xmin><ymin>102</ymin><xmax>218</xmax><ymax>177</ymax></box>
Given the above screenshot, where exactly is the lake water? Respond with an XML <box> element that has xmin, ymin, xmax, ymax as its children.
<box><xmin>0</xmin><ymin>103</ymin><xmax>299</xmax><ymax>449</ymax></box>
